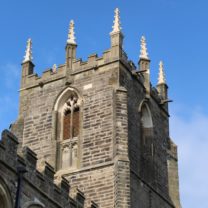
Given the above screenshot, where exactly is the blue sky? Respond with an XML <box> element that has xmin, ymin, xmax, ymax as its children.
<box><xmin>0</xmin><ymin>1</ymin><xmax>208</xmax><ymax>207</ymax></box>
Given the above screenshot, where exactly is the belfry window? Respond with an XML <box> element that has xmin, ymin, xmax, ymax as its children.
<box><xmin>141</xmin><ymin>103</ymin><xmax>153</xmax><ymax>142</ymax></box>
<box><xmin>140</xmin><ymin>103</ymin><xmax>154</xmax><ymax>183</ymax></box>
<box><xmin>53</xmin><ymin>88</ymin><xmax>81</xmax><ymax>171</ymax></box>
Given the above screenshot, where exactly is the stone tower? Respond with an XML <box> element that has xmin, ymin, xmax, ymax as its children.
<box><xmin>11</xmin><ymin>8</ymin><xmax>181</xmax><ymax>208</ymax></box>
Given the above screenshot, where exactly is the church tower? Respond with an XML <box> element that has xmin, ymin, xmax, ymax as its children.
<box><xmin>11</xmin><ymin>8</ymin><xmax>181</xmax><ymax>208</ymax></box>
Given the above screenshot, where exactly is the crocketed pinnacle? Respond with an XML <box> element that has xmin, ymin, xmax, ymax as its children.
<box><xmin>111</xmin><ymin>8</ymin><xmax>122</xmax><ymax>34</ymax></box>
<box><xmin>67</xmin><ymin>20</ymin><xmax>76</xmax><ymax>44</ymax></box>
<box><xmin>23</xmin><ymin>38</ymin><xmax>33</xmax><ymax>63</ymax></box>
<box><xmin>158</xmin><ymin>61</ymin><xmax>166</xmax><ymax>85</ymax></box>
<box><xmin>139</xmin><ymin>36</ymin><xmax>149</xmax><ymax>59</ymax></box>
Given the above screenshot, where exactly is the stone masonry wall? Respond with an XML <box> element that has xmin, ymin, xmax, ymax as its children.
<box><xmin>167</xmin><ymin>139</ymin><xmax>181</xmax><ymax>208</ymax></box>
<box><xmin>19</xmin><ymin>78</ymin><xmax>66</xmax><ymax>167</ymax></box>
<box><xmin>12</xmin><ymin>52</ymin><xmax>127</xmax><ymax>207</ymax></box>
<box><xmin>72</xmin><ymin>63</ymin><xmax>119</xmax><ymax>167</ymax></box>
<box><xmin>64</xmin><ymin>164</ymin><xmax>115</xmax><ymax>207</ymax></box>
<box><xmin>10</xmin><ymin>28</ymin><xmax>181</xmax><ymax>207</ymax></box>
<box><xmin>0</xmin><ymin>130</ymin><xmax>98</xmax><ymax>208</ymax></box>
<box><xmin>119</xmin><ymin>63</ymin><xmax>175</xmax><ymax>208</ymax></box>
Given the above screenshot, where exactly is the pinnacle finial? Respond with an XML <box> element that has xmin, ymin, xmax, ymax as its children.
<box><xmin>23</xmin><ymin>38</ymin><xmax>33</xmax><ymax>63</ymax></box>
<box><xmin>158</xmin><ymin>61</ymin><xmax>166</xmax><ymax>85</ymax></box>
<box><xmin>139</xmin><ymin>36</ymin><xmax>149</xmax><ymax>59</ymax></box>
<box><xmin>52</xmin><ymin>64</ymin><xmax>57</xmax><ymax>72</ymax></box>
<box><xmin>111</xmin><ymin>8</ymin><xmax>122</xmax><ymax>34</ymax></box>
<box><xmin>67</xmin><ymin>20</ymin><xmax>76</xmax><ymax>44</ymax></box>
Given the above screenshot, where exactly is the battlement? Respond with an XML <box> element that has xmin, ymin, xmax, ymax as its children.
<box><xmin>21</xmin><ymin>64</ymin><xmax>66</xmax><ymax>90</ymax></box>
<box><xmin>2</xmin><ymin>7</ymin><xmax>181</xmax><ymax>208</ymax></box>
<box><xmin>72</xmin><ymin>48</ymin><xmax>129</xmax><ymax>73</ymax></box>
<box><xmin>20</xmin><ymin>45</ymin><xmax>132</xmax><ymax>91</ymax></box>
<box><xmin>0</xmin><ymin>130</ymin><xmax>98</xmax><ymax>208</ymax></box>
<box><xmin>20</xmin><ymin>41</ymin><xmax>167</xmax><ymax>116</ymax></box>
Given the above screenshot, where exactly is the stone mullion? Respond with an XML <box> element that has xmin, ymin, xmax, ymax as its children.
<box><xmin>69</xmin><ymin>143</ymin><xmax>72</xmax><ymax>167</ymax></box>
<box><xmin>70</xmin><ymin>105</ymin><xmax>74</xmax><ymax>139</ymax></box>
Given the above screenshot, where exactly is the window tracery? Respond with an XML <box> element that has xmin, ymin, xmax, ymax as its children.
<box><xmin>54</xmin><ymin>89</ymin><xmax>81</xmax><ymax>171</ymax></box>
<box><xmin>63</xmin><ymin>95</ymin><xmax>79</xmax><ymax>140</ymax></box>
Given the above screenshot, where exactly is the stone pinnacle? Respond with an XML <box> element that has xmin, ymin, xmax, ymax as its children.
<box><xmin>139</xmin><ymin>36</ymin><xmax>149</xmax><ymax>60</ymax></box>
<box><xmin>158</xmin><ymin>61</ymin><xmax>166</xmax><ymax>85</ymax></box>
<box><xmin>111</xmin><ymin>8</ymin><xmax>122</xmax><ymax>34</ymax></box>
<box><xmin>67</xmin><ymin>20</ymin><xmax>76</xmax><ymax>44</ymax></box>
<box><xmin>23</xmin><ymin>38</ymin><xmax>33</xmax><ymax>63</ymax></box>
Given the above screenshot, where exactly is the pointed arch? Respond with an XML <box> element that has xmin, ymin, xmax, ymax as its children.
<box><xmin>23</xmin><ymin>200</ymin><xmax>45</xmax><ymax>208</ymax></box>
<box><xmin>54</xmin><ymin>87</ymin><xmax>82</xmax><ymax>112</ymax></box>
<box><xmin>0</xmin><ymin>176</ymin><xmax>13</xmax><ymax>208</ymax></box>
<box><xmin>53</xmin><ymin>87</ymin><xmax>82</xmax><ymax>171</ymax></box>
<box><xmin>140</xmin><ymin>103</ymin><xmax>153</xmax><ymax>129</ymax></box>
<box><xmin>139</xmin><ymin>101</ymin><xmax>153</xmax><ymax>143</ymax></box>
<box><xmin>53</xmin><ymin>87</ymin><xmax>82</xmax><ymax>141</ymax></box>
<box><xmin>139</xmin><ymin>101</ymin><xmax>155</xmax><ymax>184</ymax></box>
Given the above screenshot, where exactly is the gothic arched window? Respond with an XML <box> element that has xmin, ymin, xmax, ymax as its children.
<box><xmin>53</xmin><ymin>88</ymin><xmax>81</xmax><ymax>171</ymax></box>
<box><xmin>141</xmin><ymin>103</ymin><xmax>153</xmax><ymax>144</ymax></box>
<box><xmin>139</xmin><ymin>102</ymin><xmax>154</xmax><ymax>183</ymax></box>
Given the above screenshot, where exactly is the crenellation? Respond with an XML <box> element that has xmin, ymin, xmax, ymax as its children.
<box><xmin>27</xmin><ymin>73</ymin><xmax>39</xmax><ymax>80</ymax></box>
<box><xmin>1</xmin><ymin>130</ymin><xmax>18</xmax><ymax>159</ymax></box>
<box><xmin>76</xmin><ymin>188</ymin><xmax>85</xmax><ymax>205</ymax></box>
<box><xmin>21</xmin><ymin>65</ymin><xmax>65</xmax><ymax>90</ymax></box>
<box><xmin>43</xmin><ymin>161</ymin><xmax>55</xmax><ymax>181</ymax></box>
<box><xmin>60</xmin><ymin>176</ymin><xmax>70</xmax><ymax>195</ymax></box>
<box><xmin>72</xmin><ymin>48</ymin><xmax>124</xmax><ymax>74</ymax></box>
<box><xmin>0</xmin><ymin>133</ymin><xmax>99</xmax><ymax>208</ymax></box>
<box><xmin>22</xmin><ymin>146</ymin><xmax>37</xmax><ymax>169</ymax></box>
<box><xmin>103</xmin><ymin>49</ymin><xmax>111</xmax><ymax>61</ymax></box>
<box><xmin>80</xmin><ymin>61</ymin><xmax>88</xmax><ymax>67</ymax></box>
<box><xmin>73</xmin><ymin>58</ymin><xmax>96</xmax><ymax>72</ymax></box>
<box><xmin>88</xmin><ymin>53</ymin><xmax>98</xmax><ymax>62</ymax></box>
<box><xmin>0</xmin><ymin>142</ymin><xmax>5</xmax><ymax>161</ymax></box>
<box><xmin>17</xmin><ymin>154</ymin><xmax>27</xmax><ymax>169</ymax></box>
<box><xmin>35</xmin><ymin>169</ymin><xmax>45</xmax><ymax>183</ymax></box>
<box><xmin>3</xmin><ymin>8</ymin><xmax>181</xmax><ymax>208</ymax></box>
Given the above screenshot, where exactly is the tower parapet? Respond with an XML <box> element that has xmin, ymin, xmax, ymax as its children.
<box><xmin>8</xmin><ymin>8</ymin><xmax>181</xmax><ymax>208</ymax></box>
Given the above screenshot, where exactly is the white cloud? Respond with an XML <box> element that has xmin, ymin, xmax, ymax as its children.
<box><xmin>170</xmin><ymin>106</ymin><xmax>208</xmax><ymax>208</ymax></box>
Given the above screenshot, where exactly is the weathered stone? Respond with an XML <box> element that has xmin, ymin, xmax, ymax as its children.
<box><xmin>2</xmin><ymin>10</ymin><xmax>182</xmax><ymax>208</ymax></box>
